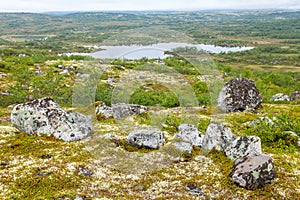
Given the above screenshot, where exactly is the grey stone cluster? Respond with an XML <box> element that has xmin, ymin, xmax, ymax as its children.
<box><xmin>11</xmin><ymin>97</ymin><xmax>92</xmax><ymax>142</ymax></box>
<box><xmin>218</xmin><ymin>78</ymin><xmax>262</xmax><ymax>112</ymax></box>
<box><xmin>95</xmin><ymin>102</ymin><xmax>148</xmax><ymax>120</ymax></box>
<box><xmin>201</xmin><ymin>121</ymin><xmax>275</xmax><ymax>189</ymax></box>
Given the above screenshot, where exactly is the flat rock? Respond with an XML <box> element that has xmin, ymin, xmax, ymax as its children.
<box><xmin>11</xmin><ymin>97</ymin><xmax>92</xmax><ymax>142</ymax></box>
<box><xmin>95</xmin><ymin>102</ymin><xmax>148</xmax><ymax>120</ymax></box>
<box><xmin>175</xmin><ymin>124</ymin><xmax>203</xmax><ymax>147</ymax></box>
<box><xmin>126</xmin><ymin>129</ymin><xmax>165</xmax><ymax>149</ymax></box>
<box><xmin>270</xmin><ymin>93</ymin><xmax>290</xmax><ymax>102</ymax></box>
<box><xmin>225</xmin><ymin>136</ymin><xmax>262</xmax><ymax>160</ymax></box>
<box><xmin>112</xmin><ymin>103</ymin><xmax>148</xmax><ymax>119</ymax></box>
<box><xmin>218</xmin><ymin>78</ymin><xmax>262</xmax><ymax>112</ymax></box>
<box><xmin>229</xmin><ymin>154</ymin><xmax>276</xmax><ymax>189</ymax></box>
<box><xmin>202</xmin><ymin>122</ymin><xmax>236</xmax><ymax>151</ymax></box>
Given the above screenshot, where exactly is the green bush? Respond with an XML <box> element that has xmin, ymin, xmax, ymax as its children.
<box><xmin>243</xmin><ymin>111</ymin><xmax>300</xmax><ymax>150</ymax></box>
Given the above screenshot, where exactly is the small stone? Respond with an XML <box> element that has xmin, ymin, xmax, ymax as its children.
<box><xmin>270</xmin><ymin>93</ymin><xmax>290</xmax><ymax>102</ymax></box>
<box><xmin>41</xmin><ymin>154</ymin><xmax>52</xmax><ymax>159</ymax></box>
<box><xmin>225</xmin><ymin>136</ymin><xmax>262</xmax><ymax>160</ymax></box>
<box><xmin>126</xmin><ymin>129</ymin><xmax>165</xmax><ymax>149</ymax></box>
<box><xmin>77</xmin><ymin>167</ymin><xmax>92</xmax><ymax>177</ymax></box>
<box><xmin>290</xmin><ymin>91</ymin><xmax>300</xmax><ymax>101</ymax></box>
<box><xmin>202</xmin><ymin>122</ymin><xmax>236</xmax><ymax>151</ymax></box>
<box><xmin>229</xmin><ymin>154</ymin><xmax>276</xmax><ymax>189</ymax></box>
<box><xmin>186</xmin><ymin>185</ymin><xmax>205</xmax><ymax>197</ymax></box>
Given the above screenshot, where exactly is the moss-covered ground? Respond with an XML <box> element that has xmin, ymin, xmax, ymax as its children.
<box><xmin>0</xmin><ymin>103</ymin><xmax>299</xmax><ymax>199</ymax></box>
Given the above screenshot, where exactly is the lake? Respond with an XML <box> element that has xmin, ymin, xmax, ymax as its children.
<box><xmin>66</xmin><ymin>43</ymin><xmax>254</xmax><ymax>59</ymax></box>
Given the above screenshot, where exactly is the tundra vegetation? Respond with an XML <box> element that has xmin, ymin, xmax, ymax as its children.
<box><xmin>0</xmin><ymin>10</ymin><xmax>299</xmax><ymax>199</ymax></box>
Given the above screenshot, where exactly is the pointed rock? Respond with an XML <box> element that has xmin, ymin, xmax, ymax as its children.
<box><xmin>202</xmin><ymin>122</ymin><xmax>236</xmax><ymax>151</ymax></box>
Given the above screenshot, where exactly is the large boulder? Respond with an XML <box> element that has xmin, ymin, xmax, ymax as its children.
<box><xmin>126</xmin><ymin>129</ymin><xmax>165</xmax><ymax>149</ymax></box>
<box><xmin>218</xmin><ymin>78</ymin><xmax>262</xmax><ymax>112</ymax></box>
<box><xmin>11</xmin><ymin>98</ymin><xmax>92</xmax><ymax>142</ymax></box>
<box><xmin>229</xmin><ymin>154</ymin><xmax>276</xmax><ymax>189</ymax></box>
<box><xmin>290</xmin><ymin>91</ymin><xmax>300</xmax><ymax>101</ymax></box>
<box><xmin>202</xmin><ymin>122</ymin><xmax>236</xmax><ymax>151</ymax></box>
<box><xmin>225</xmin><ymin>136</ymin><xmax>262</xmax><ymax>160</ymax></box>
<box><xmin>174</xmin><ymin>124</ymin><xmax>203</xmax><ymax>147</ymax></box>
<box><xmin>270</xmin><ymin>93</ymin><xmax>290</xmax><ymax>102</ymax></box>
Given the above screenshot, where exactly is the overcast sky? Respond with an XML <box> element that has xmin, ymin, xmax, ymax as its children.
<box><xmin>0</xmin><ymin>0</ymin><xmax>299</xmax><ymax>12</ymax></box>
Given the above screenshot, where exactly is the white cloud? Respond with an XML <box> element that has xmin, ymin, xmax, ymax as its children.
<box><xmin>0</xmin><ymin>0</ymin><xmax>299</xmax><ymax>12</ymax></box>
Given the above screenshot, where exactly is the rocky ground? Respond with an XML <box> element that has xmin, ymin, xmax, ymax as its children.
<box><xmin>0</xmin><ymin>102</ymin><xmax>299</xmax><ymax>199</ymax></box>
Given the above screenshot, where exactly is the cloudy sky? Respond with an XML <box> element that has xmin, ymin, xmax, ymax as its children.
<box><xmin>0</xmin><ymin>0</ymin><xmax>299</xmax><ymax>12</ymax></box>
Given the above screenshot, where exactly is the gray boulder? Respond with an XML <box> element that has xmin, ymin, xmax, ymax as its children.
<box><xmin>11</xmin><ymin>97</ymin><xmax>92</xmax><ymax>142</ymax></box>
<box><xmin>95</xmin><ymin>102</ymin><xmax>113</xmax><ymax>119</ymax></box>
<box><xmin>126</xmin><ymin>129</ymin><xmax>165</xmax><ymax>149</ymax></box>
<box><xmin>175</xmin><ymin>124</ymin><xmax>203</xmax><ymax>147</ymax></box>
<box><xmin>218</xmin><ymin>78</ymin><xmax>262</xmax><ymax>112</ymax></box>
<box><xmin>95</xmin><ymin>102</ymin><xmax>148</xmax><ymax>120</ymax></box>
<box><xmin>173</xmin><ymin>141</ymin><xmax>193</xmax><ymax>154</ymax></box>
<box><xmin>225</xmin><ymin>136</ymin><xmax>262</xmax><ymax>160</ymax></box>
<box><xmin>112</xmin><ymin>103</ymin><xmax>148</xmax><ymax>119</ymax></box>
<box><xmin>290</xmin><ymin>91</ymin><xmax>300</xmax><ymax>101</ymax></box>
<box><xmin>229</xmin><ymin>154</ymin><xmax>276</xmax><ymax>189</ymax></box>
<box><xmin>270</xmin><ymin>93</ymin><xmax>290</xmax><ymax>102</ymax></box>
<box><xmin>202</xmin><ymin>122</ymin><xmax>236</xmax><ymax>151</ymax></box>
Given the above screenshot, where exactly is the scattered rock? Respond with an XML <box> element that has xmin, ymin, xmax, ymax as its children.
<box><xmin>246</xmin><ymin>116</ymin><xmax>277</xmax><ymax>127</ymax></box>
<box><xmin>11</xmin><ymin>97</ymin><xmax>92</xmax><ymax>142</ymax></box>
<box><xmin>285</xmin><ymin>131</ymin><xmax>300</xmax><ymax>147</ymax></box>
<box><xmin>175</xmin><ymin>124</ymin><xmax>203</xmax><ymax>147</ymax></box>
<box><xmin>126</xmin><ymin>129</ymin><xmax>165</xmax><ymax>149</ymax></box>
<box><xmin>225</xmin><ymin>136</ymin><xmax>262</xmax><ymax>160</ymax></box>
<box><xmin>218</xmin><ymin>78</ymin><xmax>262</xmax><ymax>112</ymax></box>
<box><xmin>95</xmin><ymin>102</ymin><xmax>114</xmax><ymax>119</ymax></box>
<box><xmin>186</xmin><ymin>185</ymin><xmax>205</xmax><ymax>197</ymax></box>
<box><xmin>41</xmin><ymin>154</ymin><xmax>52</xmax><ymax>159</ymax></box>
<box><xmin>290</xmin><ymin>91</ymin><xmax>300</xmax><ymax>101</ymax></box>
<box><xmin>95</xmin><ymin>102</ymin><xmax>148</xmax><ymax>120</ymax></box>
<box><xmin>270</xmin><ymin>93</ymin><xmax>290</xmax><ymax>102</ymax></box>
<box><xmin>229</xmin><ymin>154</ymin><xmax>276</xmax><ymax>189</ymax></box>
<box><xmin>77</xmin><ymin>167</ymin><xmax>92</xmax><ymax>177</ymax></box>
<box><xmin>112</xmin><ymin>103</ymin><xmax>148</xmax><ymax>119</ymax></box>
<box><xmin>202</xmin><ymin>122</ymin><xmax>236</xmax><ymax>151</ymax></box>
<box><xmin>173</xmin><ymin>141</ymin><xmax>193</xmax><ymax>154</ymax></box>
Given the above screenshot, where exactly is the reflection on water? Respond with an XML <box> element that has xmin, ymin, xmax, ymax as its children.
<box><xmin>65</xmin><ymin>43</ymin><xmax>254</xmax><ymax>59</ymax></box>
